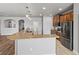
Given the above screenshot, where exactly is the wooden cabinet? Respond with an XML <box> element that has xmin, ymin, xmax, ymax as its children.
<box><xmin>53</xmin><ymin>16</ymin><xmax>55</xmax><ymax>26</ymax></box>
<box><xmin>53</xmin><ymin>12</ymin><xmax>73</xmax><ymax>36</ymax></box>
<box><xmin>53</xmin><ymin>15</ymin><xmax>60</xmax><ymax>26</ymax></box>
<box><xmin>66</xmin><ymin>12</ymin><xmax>73</xmax><ymax>21</ymax></box>
<box><xmin>56</xmin><ymin>15</ymin><xmax>60</xmax><ymax>24</ymax></box>
<box><xmin>53</xmin><ymin>17</ymin><xmax>55</xmax><ymax>26</ymax></box>
<box><xmin>70</xmin><ymin>12</ymin><xmax>73</xmax><ymax>21</ymax></box>
<box><xmin>59</xmin><ymin>12</ymin><xmax>73</xmax><ymax>24</ymax></box>
<box><xmin>60</xmin><ymin>16</ymin><xmax>63</xmax><ymax>23</ymax></box>
<box><xmin>63</xmin><ymin>14</ymin><xmax>67</xmax><ymax>22</ymax></box>
<box><xmin>53</xmin><ymin>12</ymin><xmax>73</xmax><ymax>25</ymax></box>
<box><xmin>60</xmin><ymin>15</ymin><xmax>67</xmax><ymax>23</ymax></box>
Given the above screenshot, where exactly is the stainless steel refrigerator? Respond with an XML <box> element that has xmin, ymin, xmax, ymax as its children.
<box><xmin>60</xmin><ymin>21</ymin><xmax>73</xmax><ymax>50</ymax></box>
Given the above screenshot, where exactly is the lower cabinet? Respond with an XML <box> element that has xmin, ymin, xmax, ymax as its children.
<box><xmin>15</xmin><ymin>38</ymin><xmax>56</xmax><ymax>55</ymax></box>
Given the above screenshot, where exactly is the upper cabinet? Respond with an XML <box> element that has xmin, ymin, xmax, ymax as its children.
<box><xmin>53</xmin><ymin>12</ymin><xmax>73</xmax><ymax>26</ymax></box>
<box><xmin>70</xmin><ymin>12</ymin><xmax>73</xmax><ymax>21</ymax></box>
<box><xmin>56</xmin><ymin>15</ymin><xmax>60</xmax><ymax>24</ymax></box>
<box><xmin>60</xmin><ymin>16</ymin><xmax>63</xmax><ymax>23</ymax></box>
<box><xmin>65</xmin><ymin>12</ymin><xmax>73</xmax><ymax>22</ymax></box>
<box><xmin>53</xmin><ymin>15</ymin><xmax>60</xmax><ymax>26</ymax></box>
<box><xmin>63</xmin><ymin>14</ymin><xmax>67</xmax><ymax>22</ymax></box>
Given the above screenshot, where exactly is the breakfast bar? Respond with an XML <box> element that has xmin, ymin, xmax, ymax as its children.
<box><xmin>6</xmin><ymin>32</ymin><xmax>56</xmax><ymax>55</ymax></box>
<box><xmin>15</xmin><ymin>37</ymin><xmax>56</xmax><ymax>55</ymax></box>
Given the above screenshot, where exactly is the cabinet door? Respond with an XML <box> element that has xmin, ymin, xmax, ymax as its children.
<box><xmin>53</xmin><ymin>17</ymin><xmax>55</xmax><ymax>26</ymax></box>
<box><xmin>53</xmin><ymin>15</ymin><xmax>60</xmax><ymax>26</ymax></box>
<box><xmin>53</xmin><ymin>16</ymin><xmax>57</xmax><ymax>26</ymax></box>
<box><xmin>66</xmin><ymin>12</ymin><xmax>73</xmax><ymax>21</ymax></box>
<box><xmin>57</xmin><ymin>15</ymin><xmax>60</xmax><ymax>24</ymax></box>
<box><xmin>55</xmin><ymin>15</ymin><xmax>60</xmax><ymax>26</ymax></box>
<box><xmin>60</xmin><ymin>16</ymin><xmax>64</xmax><ymax>23</ymax></box>
<box><xmin>66</xmin><ymin>14</ymin><xmax>70</xmax><ymax>21</ymax></box>
<box><xmin>70</xmin><ymin>12</ymin><xmax>73</xmax><ymax>21</ymax></box>
<box><xmin>63</xmin><ymin>15</ymin><xmax>67</xmax><ymax>22</ymax></box>
<box><xmin>54</xmin><ymin>16</ymin><xmax>56</xmax><ymax>26</ymax></box>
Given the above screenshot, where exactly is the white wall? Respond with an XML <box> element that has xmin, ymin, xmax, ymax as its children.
<box><xmin>0</xmin><ymin>17</ymin><xmax>17</xmax><ymax>35</ymax></box>
<box><xmin>73</xmin><ymin>3</ymin><xmax>79</xmax><ymax>54</ymax></box>
<box><xmin>0</xmin><ymin>17</ymin><xmax>43</xmax><ymax>35</ymax></box>
<box><xmin>27</xmin><ymin>17</ymin><xmax>42</xmax><ymax>34</ymax></box>
<box><xmin>43</xmin><ymin>16</ymin><xmax>52</xmax><ymax>34</ymax></box>
<box><xmin>0</xmin><ymin>17</ymin><xmax>25</xmax><ymax>35</ymax></box>
<box><xmin>0</xmin><ymin>16</ymin><xmax>53</xmax><ymax>35</ymax></box>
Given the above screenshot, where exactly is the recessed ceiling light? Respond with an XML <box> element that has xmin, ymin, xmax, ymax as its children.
<box><xmin>42</xmin><ymin>7</ymin><xmax>46</xmax><ymax>10</ymax></box>
<box><xmin>58</xmin><ymin>8</ymin><xmax>62</xmax><ymax>11</ymax></box>
<box><xmin>40</xmin><ymin>14</ymin><xmax>42</xmax><ymax>16</ymax></box>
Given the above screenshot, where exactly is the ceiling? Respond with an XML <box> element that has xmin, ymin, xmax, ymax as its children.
<box><xmin>0</xmin><ymin>3</ymin><xmax>72</xmax><ymax>17</ymax></box>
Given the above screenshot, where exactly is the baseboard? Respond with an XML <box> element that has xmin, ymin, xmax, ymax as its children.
<box><xmin>73</xmin><ymin>50</ymin><xmax>79</xmax><ymax>55</ymax></box>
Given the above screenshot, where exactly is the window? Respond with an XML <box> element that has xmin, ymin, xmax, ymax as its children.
<box><xmin>4</xmin><ymin>19</ymin><xmax>16</xmax><ymax>28</ymax></box>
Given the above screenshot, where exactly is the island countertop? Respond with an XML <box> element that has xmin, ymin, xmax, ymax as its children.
<box><xmin>7</xmin><ymin>32</ymin><xmax>56</xmax><ymax>40</ymax></box>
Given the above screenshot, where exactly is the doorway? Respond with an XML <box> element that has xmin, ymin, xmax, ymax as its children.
<box><xmin>19</xmin><ymin>20</ymin><xmax>24</xmax><ymax>32</ymax></box>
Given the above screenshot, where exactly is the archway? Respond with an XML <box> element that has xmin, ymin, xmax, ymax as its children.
<box><xmin>19</xmin><ymin>20</ymin><xmax>24</xmax><ymax>32</ymax></box>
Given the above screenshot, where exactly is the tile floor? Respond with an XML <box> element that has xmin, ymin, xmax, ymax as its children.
<box><xmin>56</xmin><ymin>40</ymin><xmax>75</xmax><ymax>55</ymax></box>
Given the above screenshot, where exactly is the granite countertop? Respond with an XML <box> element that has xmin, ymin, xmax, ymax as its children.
<box><xmin>7</xmin><ymin>32</ymin><xmax>56</xmax><ymax>40</ymax></box>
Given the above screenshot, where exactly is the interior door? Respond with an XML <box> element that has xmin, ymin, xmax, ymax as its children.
<box><xmin>19</xmin><ymin>20</ymin><xmax>24</xmax><ymax>32</ymax></box>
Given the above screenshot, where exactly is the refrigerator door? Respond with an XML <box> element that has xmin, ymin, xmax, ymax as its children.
<box><xmin>60</xmin><ymin>21</ymin><xmax>73</xmax><ymax>50</ymax></box>
<box><xmin>70</xmin><ymin>21</ymin><xmax>73</xmax><ymax>50</ymax></box>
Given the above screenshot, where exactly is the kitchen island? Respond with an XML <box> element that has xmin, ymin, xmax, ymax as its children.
<box><xmin>15</xmin><ymin>37</ymin><xmax>56</xmax><ymax>55</ymax></box>
<box><xmin>7</xmin><ymin>32</ymin><xmax>56</xmax><ymax>55</ymax></box>
<box><xmin>7</xmin><ymin>32</ymin><xmax>56</xmax><ymax>40</ymax></box>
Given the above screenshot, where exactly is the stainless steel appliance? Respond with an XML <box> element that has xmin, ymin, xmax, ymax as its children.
<box><xmin>60</xmin><ymin>21</ymin><xmax>73</xmax><ymax>50</ymax></box>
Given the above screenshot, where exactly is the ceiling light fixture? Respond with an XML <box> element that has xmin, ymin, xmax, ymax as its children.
<box><xmin>58</xmin><ymin>8</ymin><xmax>62</xmax><ymax>11</ymax></box>
<box><xmin>40</xmin><ymin>14</ymin><xmax>42</xmax><ymax>16</ymax></box>
<box><xmin>26</xmin><ymin>14</ymin><xmax>31</xmax><ymax>20</ymax></box>
<box><xmin>28</xmin><ymin>16</ymin><xmax>32</xmax><ymax>20</ymax></box>
<box><xmin>26</xmin><ymin>14</ymin><xmax>29</xmax><ymax>17</ymax></box>
<box><xmin>42</xmin><ymin>7</ymin><xmax>46</xmax><ymax>10</ymax></box>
